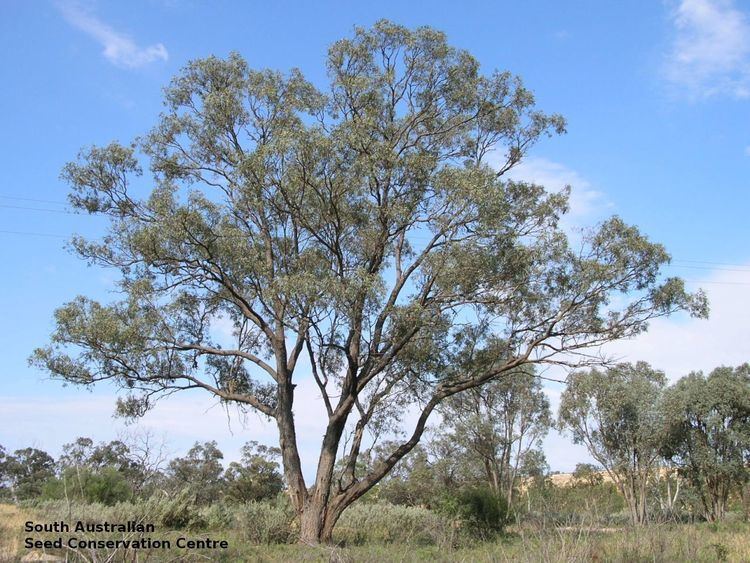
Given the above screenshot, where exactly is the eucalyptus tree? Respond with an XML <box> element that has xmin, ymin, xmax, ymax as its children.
<box><xmin>0</xmin><ymin>446</ymin><xmax>9</xmax><ymax>500</ymax></box>
<box><xmin>3</xmin><ymin>448</ymin><xmax>56</xmax><ymax>501</ymax></box>
<box><xmin>224</xmin><ymin>441</ymin><xmax>284</xmax><ymax>503</ymax></box>
<box><xmin>167</xmin><ymin>441</ymin><xmax>226</xmax><ymax>505</ymax></box>
<box><xmin>661</xmin><ymin>364</ymin><xmax>750</xmax><ymax>521</ymax></box>
<box><xmin>558</xmin><ymin>362</ymin><xmax>668</xmax><ymax>525</ymax></box>
<box><xmin>32</xmin><ymin>21</ymin><xmax>706</xmax><ymax>543</ymax></box>
<box><xmin>435</xmin><ymin>367</ymin><xmax>552</xmax><ymax>507</ymax></box>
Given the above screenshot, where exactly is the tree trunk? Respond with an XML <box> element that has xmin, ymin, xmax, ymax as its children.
<box><xmin>299</xmin><ymin>498</ymin><xmax>327</xmax><ymax>545</ymax></box>
<box><xmin>298</xmin><ymin>487</ymin><xmax>350</xmax><ymax>544</ymax></box>
<box><xmin>276</xmin><ymin>380</ymin><xmax>307</xmax><ymax>512</ymax></box>
<box><xmin>296</xmin><ymin>412</ymin><xmax>350</xmax><ymax>544</ymax></box>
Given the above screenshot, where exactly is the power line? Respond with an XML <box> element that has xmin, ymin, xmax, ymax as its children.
<box><xmin>667</xmin><ymin>264</ymin><xmax>750</xmax><ymax>273</ymax></box>
<box><xmin>0</xmin><ymin>204</ymin><xmax>75</xmax><ymax>215</ymax></box>
<box><xmin>0</xmin><ymin>195</ymin><xmax>68</xmax><ymax>206</ymax></box>
<box><xmin>673</xmin><ymin>258</ymin><xmax>750</xmax><ymax>268</ymax></box>
<box><xmin>682</xmin><ymin>280</ymin><xmax>750</xmax><ymax>286</ymax></box>
<box><xmin>0</xmin><ymin>230</ymin><xmax>68</xmax><ymax>238</ymax></box>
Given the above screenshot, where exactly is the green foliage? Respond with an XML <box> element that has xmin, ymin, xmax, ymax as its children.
<box><xmin>167</xmin><ymin>441</ymin><xmax>225</xmax><ymax>505</ymax></box>
<box><xmin>224</xmin><ymin>441</ymin><xmax>283</xmax><ymax>503</ymax></box>
<box><xmin>434</xmin><ymin>367</ymin><xmax>552</xmax><ymax>507</ymax></box>
<box><xmin>26</xmin><ymin>491</ymin><xmax>207</xmax><ymax>531</ymax></box>
<box><xmin>233</xmin><ymin>500</ymin><xmax>296</xmax><ymax>544</ymax></box>
<box><xmin>438</xmin><ymin>487</ymin><xmax>510</xmax><ymax>539</ymax></box>
<box><xmin>3</xmin><ymin>448</ymin><xmax>56</xmax><ymax>501</ymax></box>
<box><xmin>376</xmin><ymin>445</ymin><xmax>445</xmax><ymax>507</ymax></box>
<box><xmin>335</xmin><ymin>502</ymin><xmax>453</xmax><ymax>546</ymax></box>
<box><xmin>523</xmin><ymin>476</ymin><xmax>627</xmax><ymax>527</ymax></box>
<box><xmin>42</xmin><ymin>467</ymin><xmax>132</xmax><ymax>505</ymax></box>
<box><xmin>558</xmin><ymin>362</ymin><xmax>667</xmax><ymax>524</ymax></box>
<box><xmin>572</xmin><ymin>463</ymin><xmax>603</xmax><ymax>487</ymax></box>
<box><xmin>29</xmin><ymin>20</ymin><xmax>707</xmax><ymax>539</ymax></box>
<box><xmin>0</xmin><ymin>445</ymin><xmax>10</xmax><ymax>501</ymax></box>
<box><xmin>662</xmin><ymin>364</ymin><xmax>750</xmax><ymax>521</ymax></box>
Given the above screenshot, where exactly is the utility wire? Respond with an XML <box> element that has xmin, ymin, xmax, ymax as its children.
<box><xmin>0</xmin><ymin>195</ymin><xmax>69</xmax><ymax>206</ymax></box>
<box><xmin>0</xmin><ymin>204</ymin><xmax>75</xmax><ymax>215</ymax></box>
<box><xmin>0</xmin><ymin>230</ymin><xmax>68</xmax><ymax>238</ymax></box>
<box><xmin>667</xmin><ymin>264</ymin><xmax>750</xmax><ymax>273</ymax></box>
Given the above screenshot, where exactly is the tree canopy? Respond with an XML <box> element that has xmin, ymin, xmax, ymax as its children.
<box><xmin>31</xmin><ymin>20</ymin><xmax>706</xmax><ymax>543</ymax></box>
<box><xmin>558</xmin><ymin>362</ymin><xmax>668</xmax><ymax>524</ymax></box>
<box><xmin>661</xmin><ymin>364</ymin><xmax>750</xmax><ymax>521</ymax></box>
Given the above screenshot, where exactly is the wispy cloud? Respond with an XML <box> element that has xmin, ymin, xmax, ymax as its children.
<box><xmin>59</xmin><ymin>1</ymin><xmax>168</xmax><ymax>69</ymax></box>
<box><xmin>664</xmin><ymin>0</ymin><xmax>750</xmax><ymax>99</ymax></box>
<box><xmin>505</xmin><ymin>156</ymin><xmax>613</xmax><ymax>223</ymax></box>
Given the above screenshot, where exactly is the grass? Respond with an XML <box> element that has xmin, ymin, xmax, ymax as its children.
<box><xmin>0</xmin><ymin>504</ymin><xmax>27</xmax><ymax>561</ymax></box>
<box><xmin>2</xmin><ymin>502</ymin><xmax>750</xmax><ymax>562</ymax></box>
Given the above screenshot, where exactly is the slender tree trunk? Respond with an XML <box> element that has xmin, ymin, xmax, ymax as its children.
<box><xmin>276</xmin><ymin>377</ymin><xmax>307</xmax><ymax>513</ymax></box>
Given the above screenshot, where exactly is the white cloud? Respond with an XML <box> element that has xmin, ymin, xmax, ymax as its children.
<box><xmin>603</xmin><ymin>262</ymin><xmax>750</xmax><ymax>380</ymax></box>
<box><xmin>664</xmin><ymin>0</ymin><xmax>750</xmax><ymax>99</ymax></box>
<box><xmin>59</xmin><ymin>2</ymin><xmax>168</xmax><ymax>69</ymax></box>
<box><xmin>536</xmin><ymin>260</ymin><xmax>750</xmax><ymax>472</ymax></box>
<box><xmin>505</xmin><ymin>156</ymin><xmax>613</xmax><ymax>225</ymax></box>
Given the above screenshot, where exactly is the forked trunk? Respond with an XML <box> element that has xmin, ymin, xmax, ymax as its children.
<box><xmin>296</xmin><ymin>417</ymin><xmax>349</xmax><ymax>544</ymax></box>
<box><xmin>298</xmin><ymin>495</ymin><xmax>346</xmax><ymax>544</ymax></box>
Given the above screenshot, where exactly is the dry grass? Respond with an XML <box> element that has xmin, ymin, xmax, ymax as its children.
<box><xmin>2</xmin><ymin>500</ymin><xmax>749</xmax><ymax>562</ymax></box>
<box><xmin>0</xmin><ymin>503</ymin><xmax>29</xmax><ymax>561</ymax></box>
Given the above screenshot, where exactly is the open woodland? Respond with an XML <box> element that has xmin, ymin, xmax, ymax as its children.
<box><xmin>2</xmin><ymin>14</ymin><xmax>750</xmax><ymax>562</ymax></box>
<box><xmin>2</xmin><ymin>361</ymin><xmax>749</xmax><ymax>561</ymax></box>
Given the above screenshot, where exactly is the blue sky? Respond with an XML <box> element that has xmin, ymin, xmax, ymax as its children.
<box><xmin>1</xmin><ymin>0</ymin><xmax>749</xmax><ymax>474</ymax></box>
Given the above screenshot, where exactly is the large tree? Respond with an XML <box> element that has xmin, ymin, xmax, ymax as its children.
<box><xmin>32</xmin><ymin>21</ymin><xmax>706</xmax><ymax>543</ymax></box>
<box><xmin>558</xmin><ymin>362</ymin><xmax>668</xmax><ymax>525</ymax></box>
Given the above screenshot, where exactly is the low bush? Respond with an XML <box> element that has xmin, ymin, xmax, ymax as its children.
<box><xmin>233</xmin><ymin>500</ymin><xmax>296</xmax><ymax>544</ymax></box>
<box><xmin>335</xmin><ymin>501</ymin><xmax>454</xmax><ymax>546</ymax></box>
<box><xmin>438</xmin><ymin>487</ymin><xmax>510</xmax><ymax>539</ymax></box>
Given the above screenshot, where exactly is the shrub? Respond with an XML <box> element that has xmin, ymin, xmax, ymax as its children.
<box><xmin>27</xmin><ymin>489</ymin><xmax>208</xmax><ymax>531</ymax></box>
<box><xmin>438</xmin><ymin>487</ymin><xmax>510</xmax><ymax>539</ymax></box>
<box><xmin>233</xmin><ymin>500</ymin><xmax>296</xmax><ymax>544</ymax></box>
<box><xmin>40</xmin><ymin>468</ymin><xmax>133</xmax><ymax>505</ymax></box>
<box><xmin>334</xmin><ymin>502</ymin><xmax>453</xmax><ymax>546</ymax></box>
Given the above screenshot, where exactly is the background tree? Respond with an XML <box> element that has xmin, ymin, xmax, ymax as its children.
<box><xmin>46</xmin><ymin>436</ymin><xmax>137</xmax><ymax>504</ymax></box>
<box><xmin>558</xmin><ymin>362</ymin><xmax>667</xmax><ymax>525</ymax></box>
<box><xmin>118</xmin><ymin>428</ymin><xmax>171</xmax><ymax>496</ymax></box>
<box><xmin>661</xmin><ymin>364</ymin><xmax>750</xmax><ymax>521</ymax></box>
<box><xmin>0</xmin><ymin>446</ymin><xmax>9</xmax><ymax>501</ymax></box>
<box><xmin>434</xmin><ymin>366</ymin><xmax>551</xmax><ymax>507</ymax></box>
<box><xmin>31</xmin><ymin>21</ymin><xmax>706</xmax><ymax>543</ymax></box>
<box><xmin>167</xmin><ymin>441</ymin><xmax>226</xmax><ymax>505</ymax></box>
<box><xmin>572</xmin><ymin>463</ymin><xmax>603</xmax><ymax>488</ymax></box>
<box><xmin>4</xmin><ymin>448</ymin><xmax>56</xmax><ymax>501</ymax></box>
<box><xmin>375</xmin><ymin>443</ymin><xmax>447</xmax><ymax>507</ymax></box>
<box><xmin>225</xmin><ymin>441</ymin><xmax>284</xmax><ymax>503</ymax></box>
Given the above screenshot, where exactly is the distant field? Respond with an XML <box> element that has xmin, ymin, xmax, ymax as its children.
<box><xmin>3</xmin><ymin>502</ymin><xmax>750</xmax><ymax>562</ymax></box>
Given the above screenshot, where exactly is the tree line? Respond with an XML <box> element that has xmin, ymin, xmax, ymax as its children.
<box><xmin>371</xmin><ymin>362</ymin><xmax>750</xmax><ymax>526</ymax></box>
<box><xmin>0</xmin><ymin>433</ymin><xmax>283</xmax><ymax>506</ymax></box>
<box><xmin>6</xmin><ymin>361</ymin><xmax>748</xmax><ymax>531</ymax></box>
